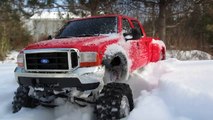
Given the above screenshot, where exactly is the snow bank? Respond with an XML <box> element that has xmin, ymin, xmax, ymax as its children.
<box><xmin>167</xmin><ymin>50</ymin><xmax>212</xmax><ymax>60</ymax></box>
<box><xmin>0</xmin><ymin>51</ymin><xmax>19</xmax><ymax>64</ymax></box>
<box><xmin>128</xmin><ymin>59</ymin><xmax>213</xmax><ymax>120</ymax></box>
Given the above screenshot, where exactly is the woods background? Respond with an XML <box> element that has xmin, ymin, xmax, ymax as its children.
<box><xmin>0</xmin><ymin>0</ymin><xmax>213</xmax><ymax>60</ymax></box>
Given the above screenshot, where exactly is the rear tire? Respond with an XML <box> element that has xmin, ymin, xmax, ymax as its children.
<box><xmin>95</xmin><ymin>83</ymin><xmax>134</xmax><ymax>120</ymax></box>
<box><xmin>160</xmin><ymin>49</ymin><xmax>166</xmax><ymax>60</ymax></box>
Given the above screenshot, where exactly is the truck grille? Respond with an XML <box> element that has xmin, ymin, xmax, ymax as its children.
<box><xmin>24</xmin><ymin>49</ymin><xmax>79</xmax><ymax>71</ymax></box>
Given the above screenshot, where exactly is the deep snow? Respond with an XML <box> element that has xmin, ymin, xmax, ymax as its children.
<box><xmin>128</xmin><ymin>59</ymin><xmax>213</xmax><ymax>120</ymax></box>
<box><xmin>1</xmin><ymin>52</ymin><xmax>213</xmax><ymax>120</ymax></box>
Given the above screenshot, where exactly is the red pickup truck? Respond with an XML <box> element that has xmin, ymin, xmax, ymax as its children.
<box><xmin>13</xmin><ymin>15</ymin><xmax>166</xmax><ymax>119</ymax></box>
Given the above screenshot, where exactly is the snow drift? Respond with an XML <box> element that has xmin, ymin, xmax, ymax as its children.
<box><xmin>128</xmin><ymin>59</ymin><xmax>213</xmax><ymax>120</ymax></box>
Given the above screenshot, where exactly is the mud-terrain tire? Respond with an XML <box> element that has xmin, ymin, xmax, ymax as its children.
<box><xmin>12</xmin><ymin>86</ymin><xmax>38</xmax><ymax>113</ymax></box>
<box><xmin>95</xmin><ymin>83</ymin><xmax>134</xmax><ymax>120</ymax></box>
<box><xmin>160</xmin><ymin>48</ymin><xmax>166</xmax><ymax>60</ymax></box>
<box><xmin>103</xmin><ymin>52</ymin><xmax>129</xmax><ymax>82</ymax></box>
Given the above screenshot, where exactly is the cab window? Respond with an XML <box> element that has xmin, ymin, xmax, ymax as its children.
<box><xmin>122</xmin><ymin>18</ymin><xmax>132</xmax><ymax>34</ymax></box>
<box><xmin>131</xmin><ymin>20</ymin><xmax>143</xmax><ymax>37</ymax></box>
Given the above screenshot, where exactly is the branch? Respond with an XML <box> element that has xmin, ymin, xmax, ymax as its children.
<box><xmin>132</xmin><ymin>0</ymin><xmax>160</xmax><ymax>5</ymax></box>
<box><xmin>166</xmin><ymin>22</ymin><xmax>181</xmax><ymax>28</ymax></box>
<box><xmin>166</xmin><ymin>18</ymin><xmax>186</xmax><ymax>28</ymax></box>
<box><xmin>167</xmin><ymin>9</ymin><xmax>192</xmax><ymax>18</ymax></box>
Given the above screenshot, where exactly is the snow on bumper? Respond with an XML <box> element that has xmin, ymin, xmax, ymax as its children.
<box><xmin>14</xmin><ymin>66</ymin><xmax>105</xmax><ymax>90</ymax></box>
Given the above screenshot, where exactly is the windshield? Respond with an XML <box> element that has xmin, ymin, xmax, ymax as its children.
<box><xmin>56</xmin><ymin>17</ymin><xmax>117</xmax><ymax>38</ymax></box>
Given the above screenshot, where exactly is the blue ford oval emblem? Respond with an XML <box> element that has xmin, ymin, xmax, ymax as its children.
<box><xmin>40</xmin><ymin>58</ymin><xmax>49</xmax><ymax>64</ymax></box>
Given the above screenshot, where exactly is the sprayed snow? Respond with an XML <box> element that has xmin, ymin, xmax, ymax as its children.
<box><xmin>104</xmin><ymin>44</ymin><xmax>128</xmax><ymax>57</ymax></box>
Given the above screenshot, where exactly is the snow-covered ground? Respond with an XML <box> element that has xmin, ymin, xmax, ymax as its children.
<box><xmin>128</xmin><ymin>59</ymin><xmax>213</xmax><ymax>120</ymax></box>
<box><xmin>0</xmin><ymin>52</ymin><xmax>213</xmax><ymax>120</ymax></box>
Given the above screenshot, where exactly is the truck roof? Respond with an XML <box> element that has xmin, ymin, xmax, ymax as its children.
<box><xmin>68</xmin><ymin>14</ymin><xmax>137</xmax><ymax>22</ymax></box>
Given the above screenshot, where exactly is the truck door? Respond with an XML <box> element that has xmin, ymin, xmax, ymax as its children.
<box><xmin>131</xmin><ymin>20</ymin><xmax>149</xmax><ymax>67</ymax></box>
<box><xmin>122</xmin><ymin>18</ymin><xmax>140</xmax><ymax>71</ymax></box>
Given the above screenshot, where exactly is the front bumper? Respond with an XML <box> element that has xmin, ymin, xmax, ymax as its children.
<box><xmin>15</xmin><ymin>66</ymin><xmax>105</xmax><ymax>91</ymax></box>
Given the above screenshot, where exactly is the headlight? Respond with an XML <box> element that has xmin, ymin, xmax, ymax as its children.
<box><xmin>80</xmin><ymin>52</ymin><xmax>100</xmax><ymax>67</ymax></box>
<box><xmin>80</xmin><ymin>52</ymin><xmax>97</xmax><ymax>62</ymax></box>
<box><xmin>17</xmin><ymin>53</ymin><xmax>24</xmax><ymax>67</ymax></box>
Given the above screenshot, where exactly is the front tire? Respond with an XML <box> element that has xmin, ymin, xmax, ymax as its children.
<box><xmin>95</xmin><ymin>83</ymin><xmax>134</xmax><ymax>120</ymax></box>
<box><xmin>12</xmin><ymin>86</ymin><xmax>39</xmax><ymax>113</ymax></box>
<box><xmin>103</xmin><ymin>52</ymin><xmax>129</xmax><ymax>83</ymax></box>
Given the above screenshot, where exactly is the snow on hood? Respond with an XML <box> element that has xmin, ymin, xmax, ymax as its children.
<box><xmin>24</xmin><ymin>34</ymin><xmax>120</xmax><ymax>51</ymax></box>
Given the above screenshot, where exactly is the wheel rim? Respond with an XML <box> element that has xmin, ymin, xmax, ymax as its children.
<box><xmin>160</xmin><ymin>52</ymin><xmax>163</xmax><ymax>60</ymax></box>
<box><xmin>120</xmin><ymin>96</ymin><xmax>130</xmax><ymax>118</ymax></box>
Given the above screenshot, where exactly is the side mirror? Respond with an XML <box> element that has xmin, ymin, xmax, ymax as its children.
<box><xmin>124</xmin><ymin>35</ymin><xmax>133</xmax><ymax>40</ymax></box>
<box><xmin>47</xmin><ymin>35</ymin><xmax>52</xmax><ymax>40</ymax></box>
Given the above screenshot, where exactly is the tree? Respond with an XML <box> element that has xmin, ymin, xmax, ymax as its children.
<box><xmin>132</xmin><ymin>0</ymin><xmax>194</xmax><ymax>42</ymax></box>
<box><xmin>2</xmin><ymin>0</ymin><xmax>212</xmax><ymax>56</ymax></box>
<box><xmin>0</xmin><ymin>1</ymin><xmax>32</xmax><ymax>60</ymax></box>
<box><xmin>66</xmin><ymin>0</ymin><xmax>117</xmax><ymax>16</ymax></box>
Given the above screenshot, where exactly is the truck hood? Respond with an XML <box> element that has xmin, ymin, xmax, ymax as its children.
<box><xmin>24</xmin><ymin>34</ymin><xmax>119</xmax><ymax>51</ymax></box>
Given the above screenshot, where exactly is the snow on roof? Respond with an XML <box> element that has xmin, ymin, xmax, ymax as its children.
<box><xmin>30</xmin><ymin>12</ymin><xmax>80</xmax><ymax>20</ymax></box>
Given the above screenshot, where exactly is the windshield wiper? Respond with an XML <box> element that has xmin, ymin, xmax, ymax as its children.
<box><xmin>55</xmin><ymin>34</ymin><xmax>99</xmax><ymax>39</ymax></box>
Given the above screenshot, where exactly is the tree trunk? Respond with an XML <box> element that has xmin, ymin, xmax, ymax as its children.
<box><xmin>89</xmin><ymin>0</ymin><xmax>99</xmax><ymax>16</ymax></box>
<box><xmin>0</xmin><ymin>23</ymin><xmax>9</xmax><ymax>60</ymax></box>
<box><xmin>151</xmin><ymin>4</ymin><xmax>156</xmax><ymax>36</ymax></box>
<box><xmin>158</xmin><ymin>0</ymin><xmax>166</xmax><ymax>41</ymax></box>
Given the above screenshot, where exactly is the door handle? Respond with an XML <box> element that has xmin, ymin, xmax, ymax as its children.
<box><xmin>137</xmin><ymin>42</ymin><xmax>140</xmax><ymax>48</ymax></box>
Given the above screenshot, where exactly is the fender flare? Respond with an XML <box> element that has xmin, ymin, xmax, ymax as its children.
<box><xmin>150</xmin><ymin>39</ymin><xmax>166</xmax><ymax>62</ymax></box>
<box><xmin>102</xmin><ymin>44</ymin><xmax>130</xmax><ymax>81</ymax></box>
<box><xmin>150</xmin><ymin>44</ymin><xmax>162</xmax><ymax>62</ymax></box>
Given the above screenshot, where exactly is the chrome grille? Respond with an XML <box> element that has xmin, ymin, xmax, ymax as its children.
<box><xmin>25</xmin><ymin>52</ymin><xmax>68</xmax><ymax>70</ymax></box>
<box><xmin>24</xmin><ymin>49</ymin><xmax>79</xmax><ymax>72</ymax></box>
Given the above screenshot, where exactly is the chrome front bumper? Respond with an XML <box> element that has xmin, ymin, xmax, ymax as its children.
<box><xmin>14</xmin><ymin>66</ymin><xmax>105</xmax><ymax>90</ymax></box>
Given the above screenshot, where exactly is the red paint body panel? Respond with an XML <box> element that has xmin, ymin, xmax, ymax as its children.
<box><xmin>24</xmin><ymin>15</ymin><xmax>166</xmax><ymax>72</ymax></box>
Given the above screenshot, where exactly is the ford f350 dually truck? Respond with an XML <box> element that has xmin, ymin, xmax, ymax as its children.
<box><xmin>12</xmin><ymin>15</ymin><xmax>166</xmax><ymax>120</ymax></box>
